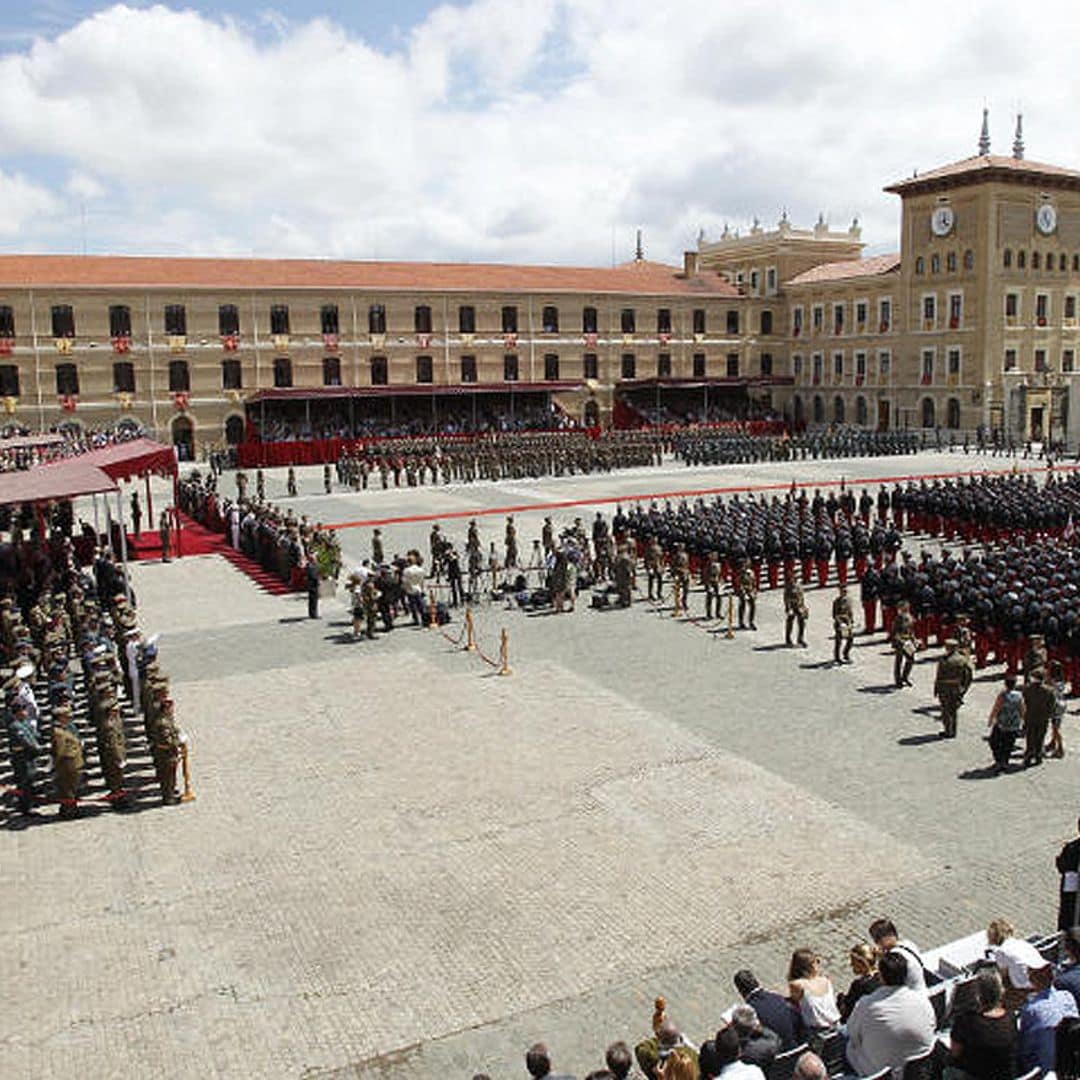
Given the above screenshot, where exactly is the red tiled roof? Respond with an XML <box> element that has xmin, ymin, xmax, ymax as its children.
<box><xmin>786</xmin><ymin>253</ymin><xmax>901</xmax><ymax>287</ymax></box>
<box><xmin>0</xmin><ymin>254</ymin><xmax>739</xmax><ymax>298</ymax></box>
<box><xmin>885</xmin><ymin>154</ymin><xmax>1080</xmax><ymax>193</ymax></box>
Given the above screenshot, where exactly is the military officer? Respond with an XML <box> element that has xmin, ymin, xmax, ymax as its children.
<box><xmin>783</xmin><ymin>571</ymin><xmax>808</xmax><ymax>647</ymax></box>
<box><xmin>892</xmin><ymin>600</ymin><xmax>916</xmax><ymax>688</ymax></box>
<box><xmin>50</xmin><ymin>703</ymin><xmax>84</xmax><ymax>818</ymax></box>
<box><xmin>934</xmin><ymin>638</ymin><xmax>973</xmax><ymax>738</ymax></box>
<box><xmin>735</xmin><ymin>559</ymin><xmax>757</xmax><ymax>630</ymax></box>
<box><xmin>832</xmin><ymin>584</ymin><xmax>854</xmax><ymax>664</ymax></box>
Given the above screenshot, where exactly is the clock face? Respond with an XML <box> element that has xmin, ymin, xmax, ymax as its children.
<box><xmin>931</xmin><ymin>206</ymin><xmax>955</xmax><ymax>237</ymax></box>
<box><xmin>1036</xmin><ymin>203</ymin><xmax>1058</xmax><ymax>235</ymax></box>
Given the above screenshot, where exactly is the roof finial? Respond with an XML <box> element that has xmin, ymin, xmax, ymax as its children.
<box><xmin>1012</xmin><ymin>113</ymin><xmax>1024</xmax><ymax>160</ymax></box>
<box><xmin>635</xmin><ymin>228</ymin><xmax>644</xmax><ymax>262</ymax></box>
<box><xmin>978</xmin><ymin>106</ymin><xmax>991</xmax><ymax>156</ymax></box>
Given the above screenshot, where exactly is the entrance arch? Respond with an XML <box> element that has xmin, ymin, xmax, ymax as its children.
<box><xmin>793</xmin><ymin>394</ymin><xmax>805</xmax><ymax>427</ymax></box>
<box><xmin>946</xmin><ymin>398</ymin><xmax>960</xmax><ymax>430</ymax></box>
<box><xmin>171</xmin><ymin>415</ymin><xmax>194</xmax><ymax>461</ymax></box>
<box><xmin>812</xmin><ymin>394</ymin><xmax>824</xmax><ymax>424</ymax></box>
<box><xmin>921</xmin><ymin>397</ymin><xmax>936</xmax><ymax>429</ymax></box>
<box><xmin>833</xmin><ymin>395</ymin><xmax>845</xmax><ymax>424</ymax></box>
<box><xmin>225</xmin><ymin>414</ymin><xmax>244</xmax><ymax>445</ymax></box>
<box><xmin>583</xmin><ymin>399</ymin><xmax>599</xmax><ymax>427</ymax></box>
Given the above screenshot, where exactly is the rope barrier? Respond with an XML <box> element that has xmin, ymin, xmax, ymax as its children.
<box><xmin>428</xmin><ymin>603</ymin><xmax>512</xmax><ymax>674</ymax></box>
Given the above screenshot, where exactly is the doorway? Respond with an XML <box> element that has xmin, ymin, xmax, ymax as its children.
<box><xmin>1030</xmin><ymin>406</ymin><xmax>1045</xmax><ymax>441</ymax></box>
<box><xmin>877</xmin><ymin>400</ymin><xmax>890</xmax><ymax>431</ymax></box>
<box><xmin>171</xmin><ymin>415</ymin><xmax>194</xmax><ymax>461</ymax></box>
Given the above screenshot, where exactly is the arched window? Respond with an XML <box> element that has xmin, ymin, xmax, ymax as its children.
<box><xmin>915</xmin><ymin>256</ymin><xmax>925</xmax><ymax>275</ymax></box>
<box><xmin>964</xmin><ymin>250</ymin><xmax>974</xmax><ymax>270</ymax></box>
<box><xmin>930</xmin><ymin>254</ymin><xmax>941</xmax><ymax>274</ymax></box>
<box><xmin>1003</xmin><ymin>249</ymin><xmax>1012</xmax><ymax>268</ymax></box>
<box><xmin>812</xmin><ymin>394</ymin><xmax>824</xmax><ymax>424</ymax></box>
<box><xmin>1046</xmin><ymin>251</ymin><xmax>1054</xmax><ymax>271</ymax></box>
<box><xmin>1060</xmin><ymin>253</ymin><xmax>1067</xmax><ymax>272</ymax></box>
<box><xmin>946</xmin><ymin>252</ymin><xmax>956</xmax><ymax>273</ymax></box>
<box><xmin>921</xmin><ymin>397</ymin><xmax>936</xmax><ymax>429</ymax></box>
<box><xmin>1032</xmin><ymin>251</ymin><xmax>1041</xmax><ymax>270</ymax></box>
<box><xmin>946</xmin><ymin>398</ymin><xmax>961</xmax><ymax>430</ymax></box>
<box><xmin>855</xmin><ymin>396</ymin><xmax>868</xmax><ymax>426</ymax></box>
<box><xmin>793</xmin><ymin>395</ymin><xmax>805</xmax><ymax>426</ymax></box>
<box><xmin>833</xmin><ymin>395</ymin><xmax>845</xmax><ymax>424</ymax></box>
<box><xmin>1018</xmin><ymin>251</ymin><xmax>1026</xmax><ymax>269</ymax></box>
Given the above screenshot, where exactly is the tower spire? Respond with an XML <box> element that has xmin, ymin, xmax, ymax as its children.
<box><xmin>978</xmin><ymin>107</ymin><xmax>991</xmax><ymax>156</ymax></box>
<box><xmin>1012</xmin><ymin>113</ymin><xmax>1024</xmax><ymax>160</ymax></box>
<box><xmin>635</xmin><ymin>228</ymin><xmax>644</xmax><ymax>262</ymax></box>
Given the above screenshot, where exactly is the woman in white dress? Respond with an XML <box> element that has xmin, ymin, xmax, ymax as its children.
<box><xmin>788</xmin><ymin>947</ymin><xmax>841</xmax><ymax>1037</ymax></box>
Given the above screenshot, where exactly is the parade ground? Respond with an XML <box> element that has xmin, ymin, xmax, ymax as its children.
<box><xmin>3</xmin><ymin>450</ymin><xmax>1078</xmax><ymax>1080</ymax></box>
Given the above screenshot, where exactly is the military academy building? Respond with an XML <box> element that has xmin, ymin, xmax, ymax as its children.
<box><xmin>0</xmin><ymin>115</ymin><xmax>1078</xmax><ymax>455</ymax></box>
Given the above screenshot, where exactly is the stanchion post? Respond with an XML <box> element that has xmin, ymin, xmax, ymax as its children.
<box><xmin>671</xmin><ymin>577</ymin><xmax>680</xmax><ymax>618</ymax></box>
<box><xmin>465</xmin><ymin>607</ymin><xmax>477</xmax><ymax>651</ymax></box>
<box><xmin>427</xmin><ymin>590</ymin><xmax>438</xmax><ymax>629</ymax></box>
<box><xmin>498</xmin><ymin>627</ymin><xmax>512</xmax><ymax>676</ymax></box>
<box><xmin>179</xmin><ymin>740</ymin><xmax>196</xmax><ymax>803</ymax></box>
<box><xmin>725</xmin><ymin>593</ymin><xmax>735</xmax><ymax>640</ymax></box>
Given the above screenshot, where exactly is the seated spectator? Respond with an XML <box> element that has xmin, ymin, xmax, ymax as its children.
<box><xmin>729</xmin><ymin>1004</ymin><xmax>780</xmax><ymax>1071</ymax></box>
<box><xmin>987</xmin><ymin>917</ymin><xmax>1043</xmax><ymax>992</ymax></box>
<box><xmin>838</xmin><ymin>943</ymin><xmax>882</xmax><ymax>1022</ymax></box>
<box><xmin>792</xmin><ymin>1051</ymin><xmax>828</xmax><ymax>1080</ymax></box>
<box><xmin>605</xmin><ymin>1041</ymin><xmax>633</xmax><ymax>1080</ymax></box>
<box><xmin>1055</xmin><ymin>927</ymin><xmax>1080</xmax><ymax>1010</ymax></box>
<box><xmin>845</xmin><ymin>950</ymin><xmax>936</xmax><ymax>1079</ymax></box>
<box><xmin>699</xmin><ymin>1027</ymin><xmax>764</xmax><ymax>1080</ymax></box>
<box><xmin>787</xmin><ymin>948</ymin><xmax>841</xmax><ymax>1035</ymax></box>
<box><xmin>1018</xmin><ymin>959</ymin><xmax>1079</xmax><ymax>1074</ymax></box>
<box><xmin>1057</xmin><ymin>1016</ymin><xmax>1080</xmax><ymax>1080</ymax></box>
<box><xmin>946</xmin><ymin>968</ymin><xmax>1016</xmax><ymax>1080</ymax></box>
<box><xmin>734</xmin><ymin>969</ymin><xmax>804</xmax><ymax>1049</ymax></box>
<box><xmin>526</xmin><ymin>1041</ymin><xmax>578</xmax><ymax>1080</ymax></box>
<box><xmin>869</xmin><ymin>917</ymin><xmax>928</xmax><ymax>993</ymax></box>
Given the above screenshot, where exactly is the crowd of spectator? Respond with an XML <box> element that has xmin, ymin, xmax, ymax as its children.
<box><xmin>0</xmin><ymin>422</ymin><xmax>145</xmax><ymax>472</ymax></box>
<box><xmin>480</xmin><ymin>919</ymin><xmax>1080</xmax><ymax>1080</ymax></box>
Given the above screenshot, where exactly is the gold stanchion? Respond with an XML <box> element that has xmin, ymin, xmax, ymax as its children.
<box><xmin>179</xmin><ymin>739</ymin><xmax>196</xmax><ymax>803</ymax></box>
<box><xmin>427</xmin><ymin>590</ymin><xmax>438</xmax><ymax>629</ymax></box>
<box><xmin>725</xmin><ymin>594</ymin><xmax>735</xmax><ymax>639</ymax></box>
<box><xmin>465</xmin><ymin>607</ymin><xmax>477</xmax><ymax>651</ymax></box>
<box><xmin>498</xmin><ymin>627</ymin><xmax>512</xmax><ymax>676</ymax></box>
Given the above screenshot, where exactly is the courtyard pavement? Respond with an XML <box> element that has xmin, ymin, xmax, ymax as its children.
<box><xmin>2</xmin><ymin>450</ymin><xmax>1077</xmax><ymax>1080</ymax></box>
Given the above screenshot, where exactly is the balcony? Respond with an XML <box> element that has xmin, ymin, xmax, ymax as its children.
<box><xmin>922</xmin><ymin>319</ymin><xmax>935</xmax><ymax>332</ymax></box>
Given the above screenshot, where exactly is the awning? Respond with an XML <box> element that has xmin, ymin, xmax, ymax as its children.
<box><xmin>0</xmin><ymin>459</ymin><xmax>118</xmax><ymax>507</ymax></box>
<box><xmin>245</xmin><ymin>381</ymin><xmax>584</xmax><ymax>403</ymax></box>
<box><xmin>0</xmin><ymin>433</ymin><xmax>68</xmax><ymax>450</ymax></box>
<box><xmin>77</xmin><ymin>437</ymin><xmax>178</xmax><ymax>482</ymax></box>
<box><xmin>617</xmin><ymin>376</ymin><xmax>794</xmax><ymax>390</ymax></box>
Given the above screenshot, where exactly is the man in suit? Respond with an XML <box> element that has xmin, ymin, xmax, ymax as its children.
<box><xmin>733</xmin><ymin>969</ymin><xmax>803</xmax><ymax>1050</ymax></box>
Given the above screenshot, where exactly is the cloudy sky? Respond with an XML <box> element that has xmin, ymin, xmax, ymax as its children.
<box><xmin>0</xmin><ymin>1</ymin><xmax>1075</xmax><ymax>267</ymax></box>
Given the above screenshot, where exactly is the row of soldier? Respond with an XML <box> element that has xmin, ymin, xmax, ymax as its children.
<box><xmin>674</xmin><ymin>428</ymin><xmax>921</xmax><ymax>466</ymax></box>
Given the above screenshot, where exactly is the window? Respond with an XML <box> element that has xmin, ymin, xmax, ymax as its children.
<box><xmin>1047</xmin><ymin>251</ymin><xmax>1055</xmax><ymax>271</ymax></box>
<box><xmin>51</xmin><ymin>304</ymin><xmax>75</xmax><ymax>338</ymax></box>
<box><xmin>457</xmin><ymin>306</ymin><xmax>475</xmax><ymax>334</ymax></box>
<box><xmin>0</xmin><ymin>305</ymin><xmax>12</xmax><ymax>337</ymax></box>
<box><xmin>856</xmin><ymin>396</ymin><xmax>868</xmax><ymax>426</ymax></box>
<box><xmin>946</xmin><ymin>252</ymin><xmax>957</xmax><ymax>273</ymax></box>
<box><xmin>1067</xmin><ymin>296</ymin><xmax>1077</xmax><ymax>320</ymax></box>
<box><xmin>726</xmin><ymin>310</ymin><xmax>740</xmax><ymax>334</ymax></box>
<box><xmin>1018</xmin><ymin>251</ymin><xmax>1026</xmax><ymax>269</ymax></box>
<box><xmin>163</xmin><ymin>302</ymin><xmax>186</xmax><ymax>334</ymax></box>
<box><xmin>657</xmin><ymin>308</ymin><xmax>672</xmax><ymax>334</ymax></box>
<box><xmin>964</xmin><ymin>250</ymin><xmax>974</xmax><ymax>271</ymax></box>
<box><xmin>760</xmin><ymin>353</ymin><xmax>773</xmax><ymax>376</ymax></box>
<box><xmin>55</xmin><ymin>363</ymin><xmax>78</xmax><ymax>395</ymax></box>
<box><xmin>268</xmin><ymin>304</ymin><xmax>288</xmax><ymax>336</ymax></box>
<box><xmin>921</xmin><ymin>398</ymin><xmax>936</xmax><ymax>428</ymax></box>
<box><xmin>112</xmin><ymin>362</ymin><xmax>135</xmax><ymax>393</ymax></box>
<box><xmin>501</xmin><ymin>306</ymin><xmax>518</xmax><ymax>333</ymax></box>
<box><xmin>504</xmin><ymin>354</ymin><xmax>519</xmax><ymax>381</ymax></box>
<box><xmin>750</xmin><ymin>270</ymin><xmax>760</xmax><ymax>294</ymax></box>
<box><xmin>168</xmin><ymin>359</ymin><xmax>190</xmax><ymax>392</ymax></box>
<box><xmin>273</xmin><ymin>357</ymin><xmax>293</xmax><ymax>387</ymax></box>
<box><xmin>1036</xmin><ymin>294</ymin><xmax>1049</xmax><ymax>325</ymax></box>
<box><xmin>1032</xmin><ymin>251</ymin><xmax>1041</xmax><ymax>270</ymax></box>
<box><xmin>760</xmin><ymin>310</ymin><xmax>773</xmax><ymax>335</ymax></box>
<box><xmin>1074</xmin><ymin>255</ymin><xmax>1080</xmax><ymax>272</ymax></box>
<box><xmin>1064</xmin><ymin>349</ymin><xmax>1075</xmax><ymax>373</ymax></box>
<box><xmin>792</xmin><ymin>307</ymin><xmax>803</xmax><ymax>335</ymax></box>
<box><xmin>833</xmin><ymin>351</ymin><xmax>844</xmax><ymax>378</ymax></box>
<box><xmin>923</xmin><ymin>295</ymin><xmax>936</xmax><ymax>323</ymax></box>
<box><xmin>365</xmin><ymin>305</ymin><xmax>385</xmax><ymax>335</ymax></box>
<box><xmin>930</xmin><ymin>254</ymin><xmax>941</xmax><ymax>274</ymax></box>
<box><xmin>219</xmin><ymin>304</ymin><xmax>240</xmax><ymax>336</ymax></box>
<box><xmin>726</xmin><ymin>353</ymin><xmax>739</xmax><ymax>377</ymax></box>
<box><xmin>915</xmin><ymin>256</ymin><xmax>925</xmax><ymax>275</ymax></box>
<box><xmin>921</xmin><ymin>349</ymin><xmax>934</xmax><ymax>384</ymax></box>
<box><xmin>948</xmin><ymin>348</ymin><xmax>961</xmax><ymax>376</ymax></box>
<box><xmin>621</xmin><ymin>353</ymin><xmax>636</xmax><ymax>379</ymax></box>
<box><xmin>879</xmin><ymin>298</ymin><xmax>891</xmax><ymax>331</ymax></box>
<box><xmin>0</xmin><ymin>364</ymin><xmax>18</xmax><ymax>397</ymax></box>
<box><xmin>1004</xmin><ymin>249</ymin><xmax>1012</xmax><ymax>268</ymax></box>
<box><xmin>949</xmin><ymin>293</ymin><xmax>962</xmax><ymax>328</ymax></box>
<box><xmin>460</xmin><ymin>355</ymin><xmax>477</xmax><ymax>383</ymax></box>
<box><xmin>1004</xmin><ymin>348</ymin><xmax>1017</xmax><ymax>371</ymax></box>
<box><xmin>812</xmin><ymin>306</ymin><xmax>823</xmax><ymax>331</ymax></box>
<box><xmin>544</xmin><ymin>353</ymin><xmax>559</xmax><ymax>380</ymax></box>
<box><xmin>833</xmin><ymin>396</ymin><xmax>845</xmax><ymax>424</ymax></box>
<box><xmin>947</xmin><ymin>398</ymin><xmax>961</xmax><ymax>430</ymax></box>
<box><xmin>1005</xmin><ymin>293</ymin><xmax>1019</xmax><ymax>319</ymax></box>
<box><xmin>1035</xmin><ymin>348</ymin><xmax>1048</xmax><ymax>373</ymax></box>
<box><xmin>370</xmin><ymin>356</ymin><xmax>388</xmax><ymax>384</ymax></box>
<box><xmin>691</xmin><ymin>353</ymin><xmax>705</xmax><ymax>377</ymax></box>
<box><xmin>654</xmin><ymin>353</ymin><xmax>671</xmax><ymax>377</ymax></box>
<box><xmin>766</xmin><ymin>267</ymin><xmax>777</xmax><ymax>294</ymax></box>
<box><xmin>221</xmin><ymin>359</ymin><xmax>242</xmax><ymax>390</ymax></box>
<box><xmin>620</xmin><ymin>308</ymin><xmax>635</xmax><ymax>333</ymax></box>
<box><xmin>322</xmin><ymin>356</ymin><xmax>341</xmax><ymax>386</ymax></box>
<box><xmin>855</xmin><ymin>301</ymin><xmax>867</xmax><ymax>326</ymax></box>
<box><xmin>833</xmin><ymin>303</ymin><xmax>844</xmax><ymax>334</ymax></box>
<box><xmin>541</xmin><ymin>305</ymin><xmax>559</xmax><ymax>333</ymax></box>
<box><xmin>812</xmin><ymin>354</ymin><xmax>823</xmax><ymax>384</ymax></box>
<box><xmin>692</xmin><ymin>309</ymin><xmax>706</xmax><ymax>335</ymax></box>
<box><xmin>855</xmin><ymin>351</ymin><xmax>867</xmax><ymax>380</ymax></box>
<box><xmin>416</xmin><ymin>355</ymin><xmax>433</xmax><ymax>383</ymax></box>
<box><xmin>582</xmin><ymin>306</ymin><xmax>598</xmax><ymax>333</ymax></box>
<box><xmin>322</xmin><ymin>304</ymin><xmax>340</xmax><ymax>335</ymax></box>
<box><xmin>109</xmin><ymin>305</ymin><xmax>131</xmax><ymax>339</ymax></box>
<box><xmin>878</xmin><ymin>350</ymin><xmax>891</xmax><ymax>377</ymax></box>
<box><xmin>414</xmin><ymin>305</ymin><xmax>432</xmax><ymax>334</ymax></box>
<box><xmin>813</xmin><ymin>394</ymin><xmax>824</xmax><ymax>423</ymax></box>
<box><xmin>793</xmin><ymin>355</ymin><xmax>803</xmax><ymax>378</ymax></box>
<box><xmin>582</xmin><ymin>352</ymin><xmax>598</xmax><ymax>379</ymax></box>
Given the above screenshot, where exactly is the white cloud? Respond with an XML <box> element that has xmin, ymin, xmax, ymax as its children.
<box><xmin>0</xmin><ymin>1</ymin><xmax>1077</xmax><ymax>264</ymax></box>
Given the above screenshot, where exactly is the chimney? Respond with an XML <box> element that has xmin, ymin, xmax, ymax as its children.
<box><xmin>683</xmin><ymin>250</ymin><xmax>699</xmax><ymax>277</ymax></box>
